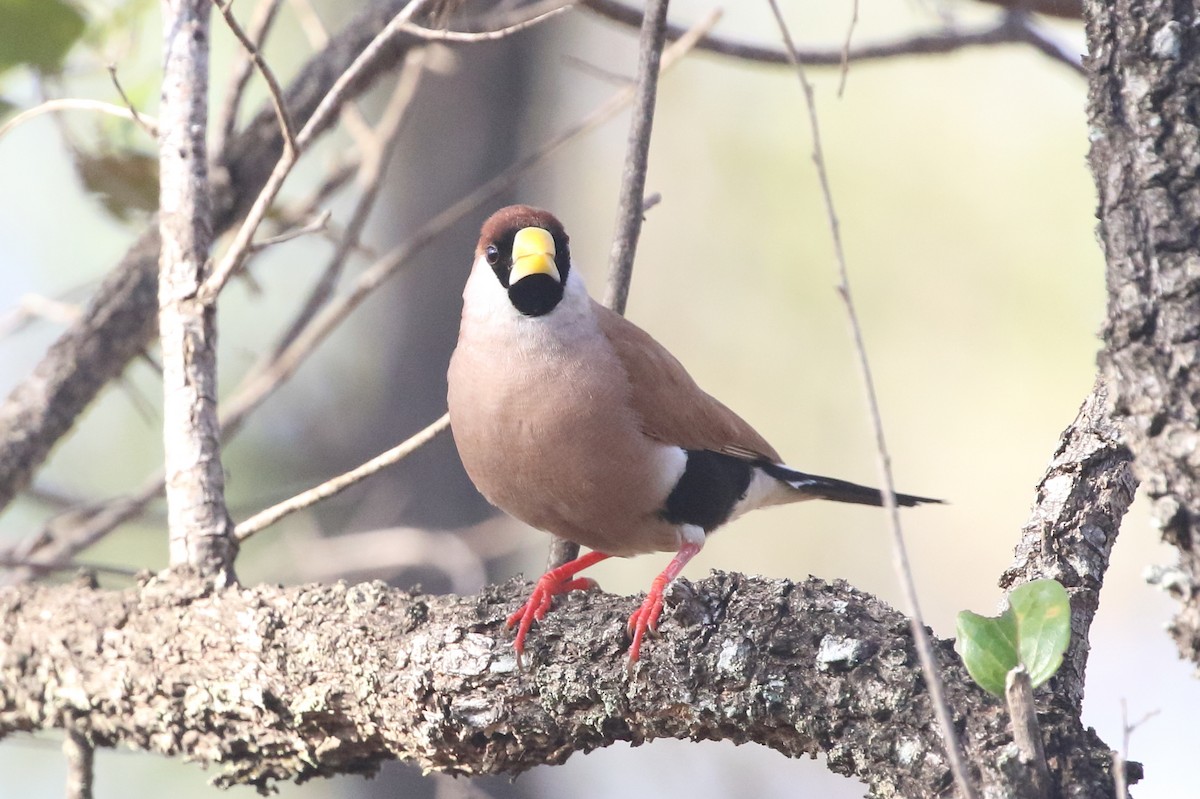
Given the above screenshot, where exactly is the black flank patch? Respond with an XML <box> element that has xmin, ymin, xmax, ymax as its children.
<box><xmin>661</xmin><ymin>450</ymin><xmax>753</xmax><ymax>531</ymax></box>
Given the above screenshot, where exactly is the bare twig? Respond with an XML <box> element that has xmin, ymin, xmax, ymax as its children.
<box><xmin>584</xmin><ymin>1</ymin><xmax>1084</xmax><ymax>76</ymax></box>
<box><xmin>106</xmin><ymin>65</ymin><xmax>157</xmax><ymax>139</ymax></box>
<box><xmin>1005</xmin><ymin>667</ymin><xmax>1051</xmax><ymax>799</ymax></box>
<box><xmin>551</xmin><ymin>0</ymin><xmax>671</xmax><ymax>573</ymax></box>
<box><xmin>249</xmin><ymin>209</ymin><xmax>331</xmax><ymax>252</ymax></box>
<box><xmin>0</xmin><ymin>554</ymin><xmax>139</xmax><ymax>578</ymax></box>
<box><xmin>63</xmin><ymin>728</ymin><xmax>94</xmax><ymax>799</ymax></box>
<box><xmin>158</xmin><ymin>0</ymin><xmax>236</xmax><ymax>578</ymax></box>
<box><xmin>270</xmin><ymin>48</ymin><xmax>427</xmax><ymax>356</ymax></box>
<box><xmin>213</xmin><ymin>0</ymin><xmax>295</xmax><ymax>151</ymax></box>
<box><xmin>234</xmin><ymin>414</ymin><xmax>450</xmax><ymax>541</ymax></box>
<box><xmin>601</xmin><ymin>0</ymin><xmax>669</xmax><ymax>314</ymax></box>
<box><xmin>1112</xmin><ymin>700</ymin><xmax>1158</xmax><ymax>799</ymax></box>
<box><xmin>287</xmin><ymin>0</ymin><xmax>375</xmax><ymax>147</ymax></box>
<box><xmin>200</xmin><ymin>0</ymin><xmax>434</xmax><ymax>301</ymax></box>
<box><xmin>213</xmin><ymin>0</ymin><xmax>297</xmax><ymax>151</ymax></box>
<box><xmin>765</xmin><ymin>2</ymin><xmax>976</xmax><ymax>797</ymax></box>
<box><xmin>399</xmin><ymin>1</ymin><xmax>577</xmax><ymax>41</ymax></box>
<box><xmin>212</xmin><ymin>0</ymin><xmax>283</xmax><ymax>157</ymax></box>
<box><xmin>0</xmin><ymin>294</ymin><xmax>81</xmax><ymax>337</ymax></box>
<box><xmin>837</xmin><ymin>0</ymin><xmax>859</xmax><ymax>96</ymax></box>
<box><xmin>3</xmin><ymin>479</ymin><xmax>163</xmax><ymax>584</ymax></box>
<box><xmin>0</xmin><ymin>99</ymin><xmax>159</xmax><ymax>142</ymax></box>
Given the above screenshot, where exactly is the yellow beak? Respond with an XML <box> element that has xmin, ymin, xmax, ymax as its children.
<box><xmin>510</xmin><ymin>227</ymin><xmax>560</xmax><ymax>283</ymax></box>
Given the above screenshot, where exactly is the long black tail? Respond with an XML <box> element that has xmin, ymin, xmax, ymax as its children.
<box><xmin>759</xmin><ymin>462</ymin><xmax>943</xmax><ymax>507</ymax></box>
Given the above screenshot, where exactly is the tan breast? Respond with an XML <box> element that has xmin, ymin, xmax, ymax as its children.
<box><xmin>448</xmin><ymin>305</ymin><xmax>686</xmax><ymax>557</ymax></box>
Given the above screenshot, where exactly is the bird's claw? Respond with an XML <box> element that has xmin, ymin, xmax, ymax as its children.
<box><xmin>626</xmin><ymin>591</ymin><xmax>666</xmax><ymax>664</ymax></box>
<box><xmin>508</xmin><ymin>570</ymin><xmax>603</xmax><ymax>665</ymax></box>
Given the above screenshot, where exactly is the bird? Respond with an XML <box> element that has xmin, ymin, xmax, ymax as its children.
<box><xmin>447</xmin><ymin>204</ymin><xmax>940</xmax><ymax>665</ymax></box>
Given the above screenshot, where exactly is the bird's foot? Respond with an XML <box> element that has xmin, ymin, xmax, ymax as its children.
<box><xmin>507</xmin><ymin>568</ymin><xmax>601</xmax><ymax>666</ymax></box>
<box><xmin>626</xmin><ymin>588</ymin><xmax>666</xmax><ymax>665</ymax></box>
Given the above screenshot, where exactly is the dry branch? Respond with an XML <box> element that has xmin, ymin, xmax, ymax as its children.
<box><xmin>0</xmin><ymin>0</ymin><xmax>424</xmax><ymax>517</ymax></box>
<box><xmin>1086</xmin><ymin>0</ymin><xmax>1200</xmax><ymax>667</ymax></box>
<box><xmin>1000</xmin><ymin>379</ymin><xmax>1136</xmax><ymax>712</ymax></box>
<box><xmin>0</xmin><ymin>572</ymin><xmax>1120</xmax><ymax>796</ymax></box>
<box><xmin>583</xmin><ymin>1</ymin><xmax>1084</xmax><ymax>75</ymax></box>
<box><xmin>158</xmin><ymin>0</ymin><xmax>235</xmax><ymax>576</ymax></box>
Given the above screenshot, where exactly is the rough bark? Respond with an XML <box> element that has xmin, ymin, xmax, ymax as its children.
<box><xmin>1000</xmin><ymin>379</ymin><xmax>1137</xmax><ymax>713</ymax></box>
<box><xmin>0</xmin><ymin>572</ymin><xmax>1122</xmax><ymax>797</ymax></box>
<box><xmin>0</xmin><ymin>0</ymin><xmax>422</xmax><ymax>516</ymax></box>
<box><xmin>157</xmin><ymin>0</ymin><xmax>235</xmax><ymax>576</ymax></box>
<box><xmin>1087</xmin><ymin>0</ymin><xmax>1200</xmax><ymax>666</ymax></box>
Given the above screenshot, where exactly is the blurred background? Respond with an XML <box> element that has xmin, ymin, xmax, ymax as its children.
<box><xmin>1</xmin><ymin>0</ymin><xmax>1195</xmax><ymax>796</ymax></box>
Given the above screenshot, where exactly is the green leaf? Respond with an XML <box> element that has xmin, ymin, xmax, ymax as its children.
<box><xmin>1009</xmin><ymin>578</ymin><xmax>1071</xmax><ymax>689</ymax></box>
<box><xmin>955</xmin><ymin>578</ymin><xmax>1071</xmax><ymax>697</ymax></box>
<box><xmin>955</xmin><ymin>607</ymin><xmax>1019</xmax><ymax>697</ymax></box>
<box><xmin>0</xmin><ymin>0</ymin><xmax>87</xmax><ymax>74</ymax></box>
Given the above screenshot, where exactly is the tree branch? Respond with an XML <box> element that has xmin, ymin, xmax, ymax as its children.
<box><xmin>583</xmin><ymin>1</ymin><xmax>1085</xmax><ymax>75</ymax></box>
<box><xmin>0</xmin><ymin>0</ymin><xmax>424</xmax><ymax>517</ymax></box>
<box><xmin>0</xmin><ymin>573</ymin><xmax>1122</xmax><ymax>796</ymax></box>
<box><xmin>1086</xmin><ymin>0</ymin><xmax>1200</xmax><ymax>667</ymax></box>
<box><xmin>157</xmin><ymin>0</ymin><xmax>235</xmax><ymax>576</ymax></box>
<box><xmin>1000</xmin><ymin>378</ymin><xmax>1136</xmax><ymax>713</ymax></box>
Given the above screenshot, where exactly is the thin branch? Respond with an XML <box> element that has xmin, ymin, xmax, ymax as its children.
<box><xmin>0</xmin><ymin>99</ymin><xmax>159</xmax><ymax>142</ymax></box>
<box><xmin>3</xmin><ymin>479</ymin><xmax>163</xmax><ymax>584</ymax></box>
<box><xmin>200</xmin><ymin>0</ymin><xmax>434</xmax><ymax>301</ymax></box>
<box><xmin>0</xmin><ymin>294</ymin><xmax>81</xmax><ymax>337</ymax></box>
<box><xmin>0</xmin><ymin>555</ymin><xmax>139</xmax><ymax>579</ymax></box>
<box><xmin>583</xmin><ymin>1</ymin><xmax>1085</xmax><ymax>76</ymax></box>
<box><xmin>248</xmin><ymin>209</ymin><xmax>331</xmax><ymax>252</ymax></box>
<box><xmin>158</xmin><ymin>0</ymin><xmax>236</xmax><ymax>578</ymax></box>
<box><xmin>837</xmin><ymin>0</ymin><xmax>859</xmax><ymax>96</ymax></box>
<box><xmin>601</xmin><ymin>0</ymin><xmax>669</xmax><ymax>314</ymax></box>
<box><xmin>270</xmin><ymin>47</ymin><xmax>427</xmax><ymax>356</ymax></box>
<box><xmin>287</xmin><ymin>0</ymin><xmax>375</xmax><ymax>147</ymax></box>
<box><xmin>213</xmin><ymin>0</ymin><xmax>298</xmax><ymax>151</ymax></box>
<box><xmin>212</xmin><ymin>0</ymin><xmax>283</xmax><ymax>157</ymax></box>
<box><xmin>106</xmin><ymin>65</ymin><xmax>158</xmax><ymax>139</ymax></box>
<box><xmin>765</xmin><ymin>2</ymin><xmax>977</xmax><ymax>798</ymax></box>
<box><xmin>399</xmin><ymin>1</ymin><xmax>578</xmax><ymax>42</ymax></box>
<box><xmin>551</xmin><ymin>0</ymin><xmax>671</xmax><ymax>573</ymax></box>
<box><xmin>1112</xmin><ymin>700</ymin><xmax>1158</xmax><ymax>799</ymax></box>
<box><xmin>63</xmin><ymin>728</ymin><xmax>94</xmax><ymax>799</ymax></box>
<box><xmin>234</xmin><ymin>413</ymin><xmax>450</xmax><ymax>541</ymax></box>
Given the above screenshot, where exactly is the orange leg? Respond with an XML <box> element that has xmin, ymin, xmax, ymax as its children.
<box><xmin>626</xmin><ymin>541</ymin><xmax>703</xmax><ymax>664</ymax></box>
<box><xmin>508</xmin><ymin>550</ymin><xmax>610</xmax><ymax>663</ymax></box>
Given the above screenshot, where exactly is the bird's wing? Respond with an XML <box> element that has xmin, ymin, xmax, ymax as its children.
<box><xmin>593</xmin><ymin>300</ymin><xmax>780</xmax><ymax>462</ymax></box>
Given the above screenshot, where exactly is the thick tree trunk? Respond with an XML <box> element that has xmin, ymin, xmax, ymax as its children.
<box><xmin>1088</xmin><ymin>0</ymin><xmax>1200</xmax><ymax>666</ymax></box>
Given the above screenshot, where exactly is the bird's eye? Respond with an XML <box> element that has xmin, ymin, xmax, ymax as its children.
<box><xmin>485</xmin><ymin>244</ymin><xmax>500</xmax><ymax>265</ymax></box>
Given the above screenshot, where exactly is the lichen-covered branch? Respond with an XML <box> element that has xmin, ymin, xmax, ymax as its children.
<box><xmin>0</xmin><ymin>572</ymin><xmax>1120</xmax><ymax>797</ymax></box>
<box><xmin>1085</xmin><ymin>0</ymin><xmax>1200</xmax><ymax>667</ymax></box>
<box><xmin>1000</xmin><ymin>379</ymin><xmax>1137</xmax><ymax>712</ymax></box>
